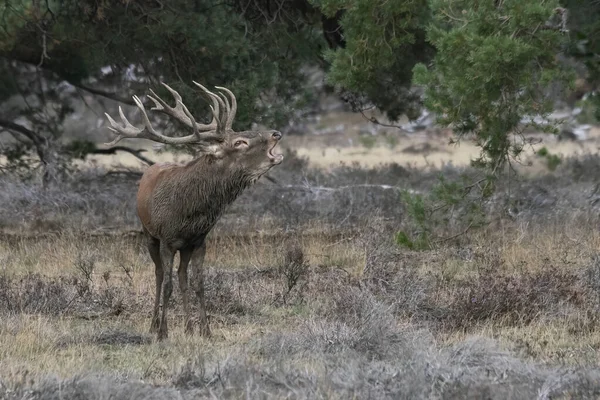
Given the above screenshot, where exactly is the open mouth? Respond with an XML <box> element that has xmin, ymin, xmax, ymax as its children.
<box><xmin>268</xmin><ymin>143</ymin><xmax>284</xmax><ymax>164</ymax></box>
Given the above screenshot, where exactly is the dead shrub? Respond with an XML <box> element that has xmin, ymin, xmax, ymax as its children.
<box><xmin>276</xmin><ymin>243</ymin><xmax>309</xmax><ymax>305</ymax></box>
<box><xmin>0</xmin><ymin>273</ymin><xmax>132</xmax><ymax>317</ymax></box>
<box><xmin>0</xmin><ymin>274</ymin><xmax>76</xmax><ymax>315</ymax></box>
<box><xmin>73</xmin><ymin>251</ymin><xmax>97</xmax><ymax>295</ymax></box>
<box><xmin>443</xmin><ymin>266</ymin><xmax>584</xmax><ymax>330</ymax></box>
<box><xmin>204</xmin><ymin>269</ymin><xmax>248</xmax><ymax>317</ymax></box>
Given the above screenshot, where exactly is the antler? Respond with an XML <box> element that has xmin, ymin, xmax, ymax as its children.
<box><xmin>215</xmin><ymin>86</ymin><xmax>237</xmax><ymax>130</ymax></box>
<box><xmin>104</xmin><ymin>81</ymin><xmax>239</xmax><ymax>146</ymax></box>
<box><xmin>192</xmin><ymin>81</ymin><xmax>237</xmax><ymax>132</ymax></box>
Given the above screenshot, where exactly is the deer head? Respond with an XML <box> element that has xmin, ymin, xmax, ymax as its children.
<box><xmin>104</xmin><ymin>81</ymin><xmax>283</xmax><ymax>176</ymax></box>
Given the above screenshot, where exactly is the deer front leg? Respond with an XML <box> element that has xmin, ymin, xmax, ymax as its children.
<box><xmin>158</xmin><ymin>242</ymin><xmax>175</xmax><ymax>341</ymax></box>
<box><xmin>191</xmin><ymin>242</ymin><xmax>211</xmax><ymax>337</ymax></box>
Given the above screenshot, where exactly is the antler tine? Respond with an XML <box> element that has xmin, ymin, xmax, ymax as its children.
<box><xmin>209</xmin><ymin>92</ymin><xmax>227</xmax><ymax>132</ymax></box>
<box><xmin>215</xmin><ymin>86</ymin><xmax>237</xmax><ymax>130</ymax></box>
<box><xmin>147</xmin><ymin>83</ymin><xmax>217</xmax><ymax>131</ymax></box>
<box><xmin>103</xmin><ymin>98</ymin><xmax>155</xmax><ymax>146</ymax></box>
<box><xmin>104</xmin><ymin>109</ymin><xmax>137</xmax><ymax>146</ymax></box>
<box><xmin>217</xmin><ymin>91</ymin><xmax>231</xmax><ymax>126</ymax></box>
<box><xmin>177</xmin><ymin>99</ymin><xmax>201</xmax><ymax>140</ymax></box>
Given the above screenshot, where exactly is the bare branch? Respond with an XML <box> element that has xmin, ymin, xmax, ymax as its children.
<box><xmin>85</xmin><ymin>145</ymin><xmax>155</xmax><ymax>166</ymax></box>
<box><xmin>71</xmin><ymin>82</ymin><xmax>136</xmax><ymax>106</ymax></box>
<box><xmin>359</xmin><ymin>109</ymin><xmax>412</xmax><ymax>133</ymax></box>
<box><xmin>0</xmin><ymin>119</ymin><xmax>42</xmax><ymax>145</ymax></box>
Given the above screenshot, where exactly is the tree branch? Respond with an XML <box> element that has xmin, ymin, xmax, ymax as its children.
<box><xmin>0</xmin><ymin>119</ymin><xmax>41</xmax><ymax>145</ymax></box>
<box><xmin>359</xmin><ymin>109</ymin><xmax>412</xmax><ymax>132</ymax></box>
<box><xmin>1</xmin><ymin>53</ymin><xmax>137</xmax><ymax>106</ymax></box>
<box><xmin>87</xmin><ymin>146</ymin><xmax>155</xmax><ymax>165</ymax></box>
<box><xmin>70</xmin><ymin>82</ymin><xmax>136</xmax><ymax>105</ymax></box>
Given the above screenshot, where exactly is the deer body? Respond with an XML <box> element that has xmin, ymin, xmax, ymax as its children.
<box><xmin>138</xmin><ymin>158</ymin><xmax>252</xmax><ymax>247</ymax></box>
<box><xmin>105</xmin><ymin>81</ymin><xmax>283</xmax><ymax>340</ymax></box>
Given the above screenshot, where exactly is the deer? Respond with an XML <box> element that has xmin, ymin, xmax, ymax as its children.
<box><xmin>103</xmin><ymin>80</ymin><xmax>283</xmax><ymax>340</ymax></box>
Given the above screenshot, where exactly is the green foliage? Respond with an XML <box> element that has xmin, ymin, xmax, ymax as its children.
<box><xmin>397</xmin><ymin>174</ymin><xmax>492</xmax><ymax>250</ymax></box>
<box><xmin>536</xmin><ymin>146</ymin><xmax>562</xmax><ymax>171</ymax></box>
<box><xmin>575</xmin><ymin>95</ymin><xmax>600</xmax><ymax>125</ymax></box>
<box><xmin>310</xmin><ymin>0</ymin><xmax>434</xmax><ymax>120</ymax></box>
<box><xmin>0</xmin><ymin>143</ymin><xmax>37</xmax><ymax>176</ymax></box>
<box><xmin>1</xmin><ymin>1</ymin><xmax>324</xmax><ymax>129</ymax></box>
<box><xmin>562</xmin><ymin>0</ymin><xmax>600</xmax><ymax>100</ymax></box>
<box><xmin>413</xmin><ymin>0</ymin><xmax>572</xmax><ymax>171</ymax></box>
<box><xmin>0</xmin><ymin>1</ymin><xmax>326</xmax><ymax>180</ymax></box>
<box><xmin>358</xmin><ymin>135</ymin><xmax>377</xmax><ymax>149</ymax></box>
<box><xmin>396</xmin><ymin>190</ymin><xmax>430</xmax><ymax>250</ymax></box>
<box><xmin>64</xmin><ymin>140</ymin><xmax>97</xmax><ymax>160</ymax></box>
<box><xmin>545</xmin><ymin>154</ymin><xmax>562</xmax><ymax>171</ymax></box>
<box><xmin>1</xmin><ymin>0</ymin><xmax>598</xmax><ymax>190</ymax></box>
<box><xmin>384</xmin><ymin>134</ymin><xmax>399</xmax><ymax>149</ymax></box>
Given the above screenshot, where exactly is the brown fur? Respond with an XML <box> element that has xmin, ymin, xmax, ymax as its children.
<box><xmin>138</xmin><ymin>130</ymin><xmax>283</xmax><ymax>340</ymax></box>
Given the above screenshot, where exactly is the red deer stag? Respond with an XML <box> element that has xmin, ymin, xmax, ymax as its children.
<box><xmin>104</xmin><ymin>81</ymin><xmax>283</xmax><ymax>340</ymax></box>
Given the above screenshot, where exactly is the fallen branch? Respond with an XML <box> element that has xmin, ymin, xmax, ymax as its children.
<box><xmin>275</xmin><ymin>183</ymin><xmax>420</xmax><ymax>194</ymax></box>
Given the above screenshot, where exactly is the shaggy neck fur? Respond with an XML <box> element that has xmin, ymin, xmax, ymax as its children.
<box><xmin>181</xmin><ymin>155</ymin><xmax>253</xmax><ymax>215</ymax></box>
<box><xmin>151</xmin><ymin>154</ymin><xmax>260</xmax><ymax>245</ymax></box>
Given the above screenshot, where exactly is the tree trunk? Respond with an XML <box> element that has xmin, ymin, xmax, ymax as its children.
<box><xmin>37</xmin><ymin>141</ymin><xmax>62</xmax><ymax>188</ymax></box>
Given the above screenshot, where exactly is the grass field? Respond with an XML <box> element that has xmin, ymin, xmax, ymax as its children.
<box><xmin>3</xmin><ymin>126</ymin><xmax>600</xmax><ymax>398</ymax></box>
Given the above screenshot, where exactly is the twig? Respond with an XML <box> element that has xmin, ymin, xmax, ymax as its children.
<box><xmin>359</xmin><ymin>109</ymin><xmax>412</xmax><ymax>132</ymax></box>
<box><xmin>37</xmin><ymin>28</ymin><xmax>50</xmax><ymax>67</ymax></box>
<box><xmin>435</xmin><ymin>221</ymin><xmax>475</xmax><ymax>244</ymax></box>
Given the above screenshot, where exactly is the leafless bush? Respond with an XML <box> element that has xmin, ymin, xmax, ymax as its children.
<box><xmin>203</xmin><ymin>269</ymin><xmax>248</xmax><ymax>317</ymax></box>
<box><xmin>4</xmin><ymin>151</ymin><xmax>600</xmax><ymax>234</ymax></box>
<box><xmin>0</xmin><ymin>273</ymin><xmax>133</xmax><ymax>317</ymax></box>
<box><xmin>440</xmin><ymin>264</ymin><xmax>584</xmax><ymax>330</ymax></box>
<box><xmin>276</xmin><ymin>243</ymin><xmax>309</xmax><ymax>304</ymax></box>
<box><xmin>73</xmin><ymin>251</ymin><xmax>96</xmax><ymax>295</ymax></box>
<box><xmin>0</xmin><ymin>169</ymin><xmax>139</xmax><ymax>232</ymax></box>
<box><xmin>0</xmin><ymin>274</ymin><xmax>76</xmax><ymax>316</ymax></box>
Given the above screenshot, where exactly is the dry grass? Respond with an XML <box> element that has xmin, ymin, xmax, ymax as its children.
<box><xmin>4</xmin><ymin>146</ymin><xmax>600</xmax><ymax>397</ymax></box>
<box><xmin>3</xmin><ymin>217</ymin><xmax>600</xmax><ymax>398</ymax></box>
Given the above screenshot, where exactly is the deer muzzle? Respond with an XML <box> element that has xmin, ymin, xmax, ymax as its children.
<box><xmin>268</xmin><ymin>131</ymin><xmax>283</xmax><ymax>164</ymax></box>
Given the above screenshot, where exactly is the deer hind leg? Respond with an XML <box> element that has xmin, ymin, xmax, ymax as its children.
<box><xmin>148</xmin><ymin>238</ymin><xmax>163</xmax><ymax>334</ymax></box>
<box><xmin>178</xmin><ymin>247</ymin><xmax>194</xmax><ymax>335</ymax></box>
<box><xmin>191</xmin><ymin>242</ymin><xmax>211</xmax><ymax>337</ymax></box>
<box><xmin>158</xmin><ymin>242</ymin><xmax>175</xmax><ymax>341</ymax></box>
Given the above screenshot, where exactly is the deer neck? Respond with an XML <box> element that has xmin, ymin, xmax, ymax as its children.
<box><xmin>179</xmin><ymin>156</ymin><xmax>252</xmax><ymax>214</ymax></box>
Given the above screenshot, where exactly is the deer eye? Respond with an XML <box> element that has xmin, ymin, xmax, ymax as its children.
<box><xmin>234</xmin><ymin>140</ymin><xmax>247</xmax><ymax>148</ymax></box>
